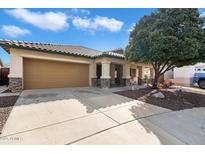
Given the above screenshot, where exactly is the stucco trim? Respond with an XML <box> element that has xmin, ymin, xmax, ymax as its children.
<box><xmin>21</xmin><ymin>54</ymin><xmax>91</xmax><ymax>64</ymax></box>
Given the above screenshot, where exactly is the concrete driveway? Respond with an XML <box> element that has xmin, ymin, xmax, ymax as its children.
<box><xmin>0</xmin><ymin>87</ymin><xmax>204</xmax><ymax>144</ymax></box>
<box><xmin>0</xmin><ymin>86</ymin><xmax>8</xmax><ymax>93</ymax></box>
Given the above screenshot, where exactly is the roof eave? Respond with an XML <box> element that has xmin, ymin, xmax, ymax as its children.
<box><xmin>0</xmin><ymin>43</ymin><xmax>126</xmax><ymax>60</ymax></box>
<box><xmin>94</xmin><ymin>54</ymin><xmax>125</xmax><ymax>60</ymax></box>
<box><xmin>0</xmin><ymin>44</ymin><xmax>96</xmax><ymax>59</ymax></box>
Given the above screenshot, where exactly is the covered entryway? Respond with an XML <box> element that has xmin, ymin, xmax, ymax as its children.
<box><xmin>23</xmin><ymin>58</ymin><xmax>89</xmax><ymax>89</ymax></box>
<box><xmin>110</xmin><ymin>63</ymin><xmax>123</xmax><ymax>87</ymax></box>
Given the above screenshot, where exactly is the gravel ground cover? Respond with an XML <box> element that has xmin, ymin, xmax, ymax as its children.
<box><xmin>0</xmin><ymin>96</ymin><xmax>19</xmax><ymax>134</ymax></box>
<box><xmin>115</xmin><ymin>88</ymin><xmax>205</xmax><ymax>111</ymax></box>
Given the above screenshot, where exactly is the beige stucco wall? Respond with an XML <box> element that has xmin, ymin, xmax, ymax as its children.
<box><xmin>9</xmin><ymin>49</ymin><xmax>127</xmax><ymax>86</ymax></box>
<box><xmin>101</xmin><ymin>61</ymin><xmax>111</xmax><ymax>79</ymax></box>
<box><xmin>9</xmin><ymin>48</ymin><xmax>94</xmax><ymax>85</ymax></box>
<box><xmin>122</xmin><ymin>63</ymin><xmax>131</xmax><ymax>79</ymax></box>
<box><xmin>89</xmin><ymin>62</ymin><xmax>97</xmax><ymax>78</ymax></box>
<box><xmin>9</xmin><ymin>48</ymin><xmax>153</xmax><ymax>87</ymax></box>
<box><xmin>9</xmin><ymin>50</ymin><xmax>23</xmax><ymax>78</ymax></box>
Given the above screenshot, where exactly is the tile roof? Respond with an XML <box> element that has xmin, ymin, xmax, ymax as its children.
<box><xmin>0</xmin><ymin>39</ymin><xmax>125</xmax><ymax>59</ymax></box>
<box><xmin>98</xmin><ymin>51</ymin><xmax>125</xmax><ymax>59</ymax></box>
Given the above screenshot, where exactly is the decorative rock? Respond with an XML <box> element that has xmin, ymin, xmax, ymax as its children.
<box><xmin>151</xmin><ymin>89</ymin><xmax>158</xmax><ymax>94</ymax></box>
<box><xmin>174</xmin><ymin>87</ymin><xmax>185</xmax><ymax>96</ymax></box>
<box><xmin>131</xmin><ymin>85</ymin><xmax>135</xmax><ymax>91</ymax></box>
<box><xmin>184</xmin><ymin>101</ymin><xmax>192</xmax><ymax>105</ymax></box>
<box><xmin>147</xmin><ymin>89</ymin><xmax>158</xmax><ymax>96</ymax></box>
<box><xmin>152</xmin><ymin>92</ymin><xmax>165</xmax><ymax>98</ymax></box>
<box><xmin>175</xmin><ymin>87</ymin><xmax>186</xmax><ymax>92</ymax></box>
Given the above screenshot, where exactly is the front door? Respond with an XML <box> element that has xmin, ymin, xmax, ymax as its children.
<box><xmin>115</xmin><ymin>64</ymin><xmax>123</xmax><ymax>86</ymax></box>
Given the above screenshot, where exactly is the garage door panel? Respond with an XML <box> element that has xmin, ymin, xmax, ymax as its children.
<box><xmin>23</xmin><ymin>58</ymin><xmax>89</xmax><ymax>89</ymax></box>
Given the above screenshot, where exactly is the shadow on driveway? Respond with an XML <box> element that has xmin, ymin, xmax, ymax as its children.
<box><xmin>15</xmin><ymin>87</ymin><xmax>134</xmax><ymax>113</ymax></box>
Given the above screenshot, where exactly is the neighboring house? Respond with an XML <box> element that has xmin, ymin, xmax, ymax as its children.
<box><xmin>0</xmin><ymin>58</ymin><xmax>3</xmax><ymax>69</ymax></box>
<box><xmin>0</xmin><ymin>40</ymin><xmax>154</xmax><ymax>92</ymax></box>
<box><xmin>0</xmin><ymin>58</ymin><xmax>9</xmax><ymax>86</ymax></box>
<box><xmin>164</xmin><ymin>63</ymin><xmax>205</xmax><ymax>87</ymax></box>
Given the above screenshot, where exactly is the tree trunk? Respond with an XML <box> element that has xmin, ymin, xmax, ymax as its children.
<box><xmin>152</xmin><ymin>70</ymin><xmax>160</xmax><ymax>89</ymax></box>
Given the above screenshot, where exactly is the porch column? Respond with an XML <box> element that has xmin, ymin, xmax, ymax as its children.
<box><xmin>90</xmin><ymin>63</ymin><xmax>97</xmax><ymax>87</ymax></box>
<box><xmin>150</xmin><ymin>67</ymin><xmax>154</xmax><ymax>79</ymax></box>
<box><xmin>137</xmin><ymin>66</ymin><xmax>143</xmax><ymax>85</ymax></box>
<box><xmin>110</xmin><ymin>63</ymin><xmax>116</xmax><ymax>86</ymax></box>
<box><xmin>122</xmin><ymin>63</ymin><xmax>131</xmax><ymax>86</ymax></box>
<box><xmin>100</xmin><ymin>62</ymin><xmax>111</xmax><ymax>88</ymax></box>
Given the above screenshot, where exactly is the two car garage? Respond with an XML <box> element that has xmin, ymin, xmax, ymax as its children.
<box><xmin>23</xmin><ymin>58</ymin><xmax>89</xmax><ymax>89</ymax></box>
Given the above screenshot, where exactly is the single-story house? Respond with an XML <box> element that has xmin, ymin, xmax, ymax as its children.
<box><xmin>164</xmin><ymin>63</ymin><xmax>205</xmax><ymax>87</ymax></box>
<box><xmin>0</xmin><ymin>40</ymin><xmax>154</xmax><ymax>92</ymax></box>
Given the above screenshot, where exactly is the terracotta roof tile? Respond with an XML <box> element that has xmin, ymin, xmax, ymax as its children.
<box><xmin>0</xmin><ymin>39</ymin><xmax>125</xmax><ymax>59</ymax></box>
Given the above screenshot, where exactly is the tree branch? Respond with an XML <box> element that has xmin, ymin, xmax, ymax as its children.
<box><xmin>151</xmin><ymin>62</ymin><xmax>156</xmax><ymax>69</ymax></box>
<box><xmin>159</xmin><ymin>60</ymin><xmax>169</xmax><ymax>73</ymax></box>
<box><xmin>160</xmin><ymin>65</ymin><xmax>175</xmax><ymax>76</ymax></box>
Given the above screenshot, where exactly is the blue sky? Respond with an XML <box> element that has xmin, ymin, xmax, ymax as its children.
<box><xmin>0</xmin><ymin>8</ymin><xmax>205</xmax><ymax>65</ymax></box>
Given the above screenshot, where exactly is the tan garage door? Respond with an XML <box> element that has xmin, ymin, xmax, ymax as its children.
<box><xmin>23</xmin><ymin>58</ymin><xmax>89</xmax><ymax>89</ymax></box>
